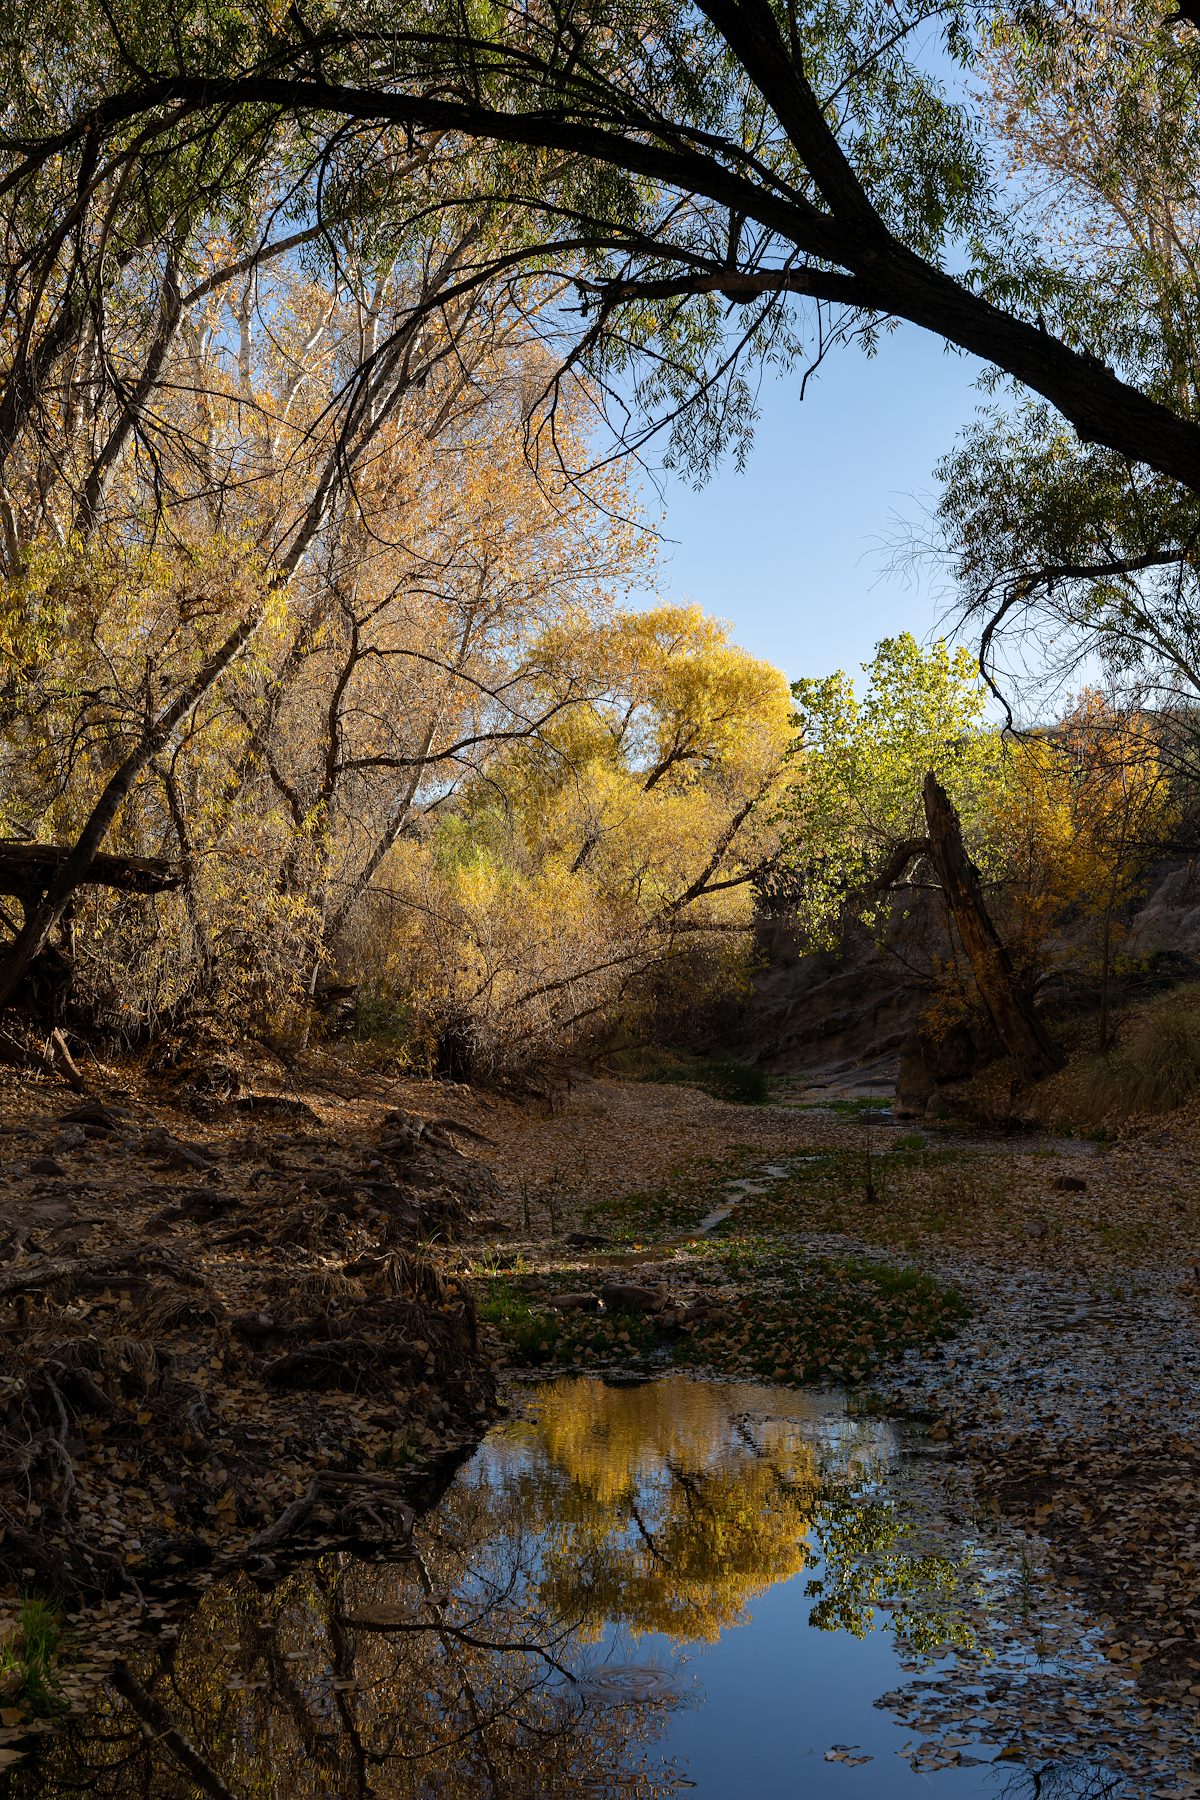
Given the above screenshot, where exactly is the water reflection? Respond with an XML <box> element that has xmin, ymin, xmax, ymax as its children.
<box><xmin>9</xmin><ymin>1377</ymin><xmax>995</xmax><ymax>1797</ymax></box>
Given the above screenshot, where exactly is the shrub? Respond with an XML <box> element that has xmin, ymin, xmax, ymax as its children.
<box><xmin>1053</xmin><ymin>987</ymin><xmax>1200</xmax><ymax>1131</ymax></box>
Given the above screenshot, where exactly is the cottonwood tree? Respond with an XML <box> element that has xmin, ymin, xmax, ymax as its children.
<box><xmin>0</xmin><ymin>158</ymin><xmax>609</xmax><ymax>1010</ymax></box>
<box><xmin>366</xmin><ymin>605</ymin><xmax>792</xmax><ymax>1078</ymax></box>
<box><xmin>0</xmin><ymin>295</ymin><xmax>651</xmax><ymax>1026</ymax></box>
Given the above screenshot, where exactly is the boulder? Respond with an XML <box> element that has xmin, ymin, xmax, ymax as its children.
<box><xmin>600</xmin><ymin>1281</ymin><xmax>661</xmax><ymax>1315</ymax></box>
<box><xmin>548</xmin><ymin>1291</ymin><xmax>600</xmax><ymax>1313</ymax></box>
<box><xmin>895</xmin><ymin>1020</ymin><xmax>985</xmax><ymax>1118</ymax></box>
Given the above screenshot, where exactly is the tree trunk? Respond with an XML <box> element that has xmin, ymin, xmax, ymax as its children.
<box><xmin>922</xmin><ymin>771</ymin><xmax>1064</xmax><ymax>1080</ymax></box>
<box><xmin>0</xmin><ymin>612</ymin><xmax>261</xmax><ymax>1010</ymax></box>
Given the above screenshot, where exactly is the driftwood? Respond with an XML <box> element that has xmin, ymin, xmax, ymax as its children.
<box><xmin>240</xmin><ymin>1471</ymin><xmax>415</xmax><ymax>1557</ymax></box>
<box><xmin>0</xmin><ymin>1250</ymin><xmax>206</xmax><ymax>1300</ymax></box>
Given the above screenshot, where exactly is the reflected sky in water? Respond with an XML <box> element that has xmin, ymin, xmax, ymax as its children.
<box><xmin>4</xmin><ymin>1376</ymin><xmax>1120</xmax><ymax>1799</ymax></box>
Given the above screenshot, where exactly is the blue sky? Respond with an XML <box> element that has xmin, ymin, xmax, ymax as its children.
<box><xmin>646</xmin><ymin>321</ymin><xmax>990</xmax><ymax>686</ymax></box>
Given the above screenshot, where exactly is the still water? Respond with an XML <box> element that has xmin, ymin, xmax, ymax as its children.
<box><xmin>6</xmin><ymin>1376</ymin><xmax>1125</xmax><ymax>1798</ymax></box>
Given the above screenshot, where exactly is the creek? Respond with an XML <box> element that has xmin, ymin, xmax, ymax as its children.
<box><xmin>3</xmin><ymin>1372</ymin><xmax>1130</xmax><ymax>1798</ymax></box>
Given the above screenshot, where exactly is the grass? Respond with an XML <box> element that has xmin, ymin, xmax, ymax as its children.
<box><xmin>1032</xmin><ymin>983</ymin><xmax>1200</xmax><ymax>1135</ymax></box>
<box><xmin>472</xmin><ymin>1239</ymin><xmax>966</xmax><ymax>1390</ymax></box>
<box><xmin>582</xmin><ymin>1150</ymin><xmax>762</xmax><ymax>1238</ymax></box>
<box><xmin>0</xmin><ymin>1596</ymin><xmax>65</xmax><ymax>1714</ymax></box>
<box><xmin>475</xmin><ymin>1277</ymin><xmax>659</xmax><ymax>1365</ymax></box>
<box><xmin>618</xmin><ymin>1049</ymin><xmax>771</xmax><ymax>1106</ymax></box>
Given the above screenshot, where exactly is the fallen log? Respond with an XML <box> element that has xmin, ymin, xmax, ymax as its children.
<box><xmin>0</xmin><ymin>841</ymin><xmax>183</xmax><ymax>912</ymax></box>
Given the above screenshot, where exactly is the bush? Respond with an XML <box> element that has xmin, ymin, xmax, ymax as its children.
<box><xmin>1053</xmin><ymin>987</ymin><xmax>1200</xmax><ymax>1131</ymax></box>
<box><xmin>628</xmin><ymin>1052</ymin><xmax>770</xmax><ymax>1105</ymax></box>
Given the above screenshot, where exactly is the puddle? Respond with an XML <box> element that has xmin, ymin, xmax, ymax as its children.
<box><xmin>4</xmin><ymin>1374</ymin><xmax>1162</xmax><ymax>1797</ymax></box>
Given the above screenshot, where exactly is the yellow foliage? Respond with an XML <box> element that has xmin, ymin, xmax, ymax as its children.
<box><xmin>985</xmin><ymin>692</ymin><xmax>1178</xmax><ymax>973</ymax></box>
<box><xmin>360</xmin><ymin>607</ymin><xmax>791</xmax><ymax>1076</ymax></box>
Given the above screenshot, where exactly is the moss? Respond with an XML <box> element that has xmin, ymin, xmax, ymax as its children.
<box><xmin>475</xmin><ymin>1278</ymin><xmax>658</xmax><ymax>1367</ymax></box>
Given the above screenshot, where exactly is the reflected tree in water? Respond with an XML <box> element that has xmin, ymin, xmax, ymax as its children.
<box><xmin>805</xmin><ymin>1491</ymin><xmax>980</xmax><ymax>1658</ymax></box>
<box><xmin>9</xmin><ymin>1377</ymin><xmax>983</xmax><ymax>1798</ymax></box>
<box><xmin>997</xmin><ymin>1760</ymin><xmax>1126</xmax><ymax>1800</ymax></box>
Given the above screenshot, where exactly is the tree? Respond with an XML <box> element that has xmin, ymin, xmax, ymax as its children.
<box><xmin>986</xmin><ymin>690</ymin><xmax>1180</xmax><ymax>1047</ymax></box>
<box><xmin>5</xmin><ymin>0</ymin><xmax>1200</xmax><ymax>509</ymax></box>
<box><xmin>933</xmin><ymin>0</ymin><xmax>1200</xmax><ymax>711</ymax></box>
<box><xmin>781</xmin><ymin>643</ymin><xmax>1180</xmax><ymax>1072</ymax></box>
<box><xmin>364</xmin><ymin>604</ymin><xmax>793</xmax><ymax>1077</ymax></box>
<box><xmin>0</xmin><ymin>318</ymin><xmax>655</xmax><ymax>1028</ymax></box>
<box><xmin>778</xmin><ymin>633</ymin><xmax>1001</xmax><ymax>946</ymax></box>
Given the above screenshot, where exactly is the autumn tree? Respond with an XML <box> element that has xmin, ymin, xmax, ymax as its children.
<box><xmin>986</xmin><ymin>691</ymin><xmax>1180</xmax><ymax>1046</ymax></box>
<box><xmin>0</xmin><ymin>384</ymin><xmax>658</xmax><ymax>1029</ymax></box>
<box><xmin>361</xmin><ymin>604</ymin><xmax>793</xmax><ymax>1077</ymax></box>
<box><xmin>779</xmin><ymin>640</ymin><xmax>1179</xmax><ymax>1070</ymax></box>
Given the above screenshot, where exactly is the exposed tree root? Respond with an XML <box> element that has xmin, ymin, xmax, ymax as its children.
<box><xmin>0</xmin><ymin>1071</ymin><xmax>498</xmax><ymax>1597</ymax></box>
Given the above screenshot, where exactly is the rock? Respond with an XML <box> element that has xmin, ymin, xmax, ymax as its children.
<box><xmin>1053</xmin><ymin>1174</ymin><xmax>1087</xmax><ymax>1193</ymax></box>
<box><xmin>923</xmin><ymin>1091</ymin><xmax>961</xmax><ymax>1122</ymax></box>
<box><xmin>58</xmin><ymin>1100</ymin><xmax>131</xmax><ymax>1132</ymax></box>
<box><xmin>29</xmin><ymin>1155</ymin><xmax>66</xmax><ymax>1177</ymax></box>
<box><xmin>600</xmin><ymin>1281</ymin><xmax>661</xmax><ymax>1314</ymax></box>
<box><xmin>548</xmin><ymin>1291</ymin><xmax>600</xmax><ymax>1313</ymax></box>
<box><xmin>896</xmin><ymin>1020</ymin><xmax>990</xmax><ymax>1118</ymax></box>
<box><xmin>48</xmin><ymin>1125</ymin><xmax>87</xmax><ymax>1153</ymax></box>
<box><xmin>566</xmin><ymin>1231</ymin><xmax>612</xmax><ymax>1249</ymax></box>
<box><xmin>737</xmin><ymin>912</ymin><xmax>931</xmax><ymax>1076</ymax></box>
<box><xmin>468</xmin><ymin>1215</ymin><xmax>512</xmax><ymax>1236</ymax></box>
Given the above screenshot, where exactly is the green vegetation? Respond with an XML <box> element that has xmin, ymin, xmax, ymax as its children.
<box><xmin>779</xmin><ymin>635</ymin><xmax>1000</xmax><ymax>948</ymax></box>
<box><xmin>674</xmin><ymin>1253</ymin><xmax>966</xmax><ymax>1389</ymax></box>
<box><xmin>473</xmin><ymin>1250</ymin><xmax>966</xmax><ymax>1389</ymax></box>
<box><xmin>0</xmin><ymin>1597</ymin><xmax>65</xmax><ymax>1715</ymax></box>
<box><xmin>636</xmin><ymin>1054</ymin><xmax>771</xmax><ymax>1106</ymax></box>
<box><xmin>476</xmin><ymin>1278</ymin><xmax>660</xmax><ymax>1366</ymax></box>
<box><xmin>583</xmin><ymin>1151</ymin><xmax>763</xmax><ymax>1239</ymax></box>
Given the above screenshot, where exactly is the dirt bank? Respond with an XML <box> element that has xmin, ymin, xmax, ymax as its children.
<box><xmin>0</xmin><ymin>1055</ymin><xmax>500</xmax><ymax>1605</ymax></box>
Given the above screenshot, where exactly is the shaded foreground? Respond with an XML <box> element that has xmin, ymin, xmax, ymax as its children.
<box><xmin>0</xmin><ymin>1062</ymin><xmax>499</xmax><ymax>1600</ymax></box>
<box><xmin>0</xmin><ymin>1373</ymin><xmax>1171</xmax><ymax>1797</ymax></box>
